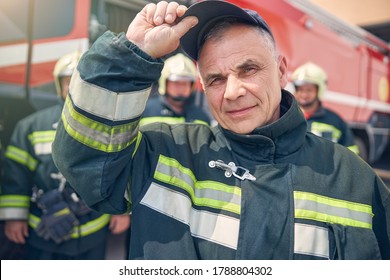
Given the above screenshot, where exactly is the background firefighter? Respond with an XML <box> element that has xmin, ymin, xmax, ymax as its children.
<box><xmin>0</xmin><ymin>51</ymin><xmax>130</xmax><ymax>259</ymax></box>
<box><xmin>291</xmin><ymin>62</ymin><xmax>359</xmax><ymax>154</ymax></box>
<box><xmin>141</xmin><ymin>52</ymin><xmax>212</xmax><ymax>126</ymax></box>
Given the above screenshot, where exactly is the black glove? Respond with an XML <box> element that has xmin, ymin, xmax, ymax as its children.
<box><xmin>36</xmin><ymin>189</ymin><xmax>78</xmax><ymax>243</ymax></box>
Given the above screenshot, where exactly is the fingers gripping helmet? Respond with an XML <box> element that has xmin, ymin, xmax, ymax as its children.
<box><xmin>291</xmin><ymin>62</ymin><xmax>327</xmax><ymax>99</ymax></box>
<box><xmin>158</xmin><ymin>53</ymin><xmax>197</xmax><ymax>95</ymax></box>
<box><xmin>53</xmin><ymin>51</ymin><xmax>81</xmax><ymax>98</ymax></box>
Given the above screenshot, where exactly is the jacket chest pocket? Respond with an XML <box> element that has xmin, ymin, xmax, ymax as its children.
<box><xmin>294</xmin><ymin>223</ymin><xmax>381</xmax><ymax>259</ymax></box>
<box><xmin>293</xmin><ymin>191</ymin><xmax>377</xmax><ymax>259</ymax></box>
<box><xmin>328</xmin><ymin>223</ymin><xmax>382</xmax><ymax>259</ymax></box>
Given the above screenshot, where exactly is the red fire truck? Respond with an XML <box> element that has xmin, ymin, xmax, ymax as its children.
<box><xmin>0</xmin><ymin>0</ymin><xmax>90</xmax><ymax>149</ymax></box>
<box><xmin>1</xmin><ymin>0</ymin><xmax>389</xmax><ymax>164</ymax></box>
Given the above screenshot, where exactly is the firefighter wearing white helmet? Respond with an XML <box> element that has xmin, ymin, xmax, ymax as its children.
<box><xmin>291</xmin><ymin>62</ymin><xmax>327</xmax><ymax>99</ymax></box>
<box><xmin>0</xmin><ymin>51</ymin><xmax>130</xmax><ymax>259</ymax></box>
<box><xmin>158</xmin><ymin>53</ymin><xmax>197</xmax><ymax>98</ymax></box>
<box><xmin>141</xmin><ymin>53</ymin><xmax>211</xmax><ymax>126</ymax></box>
<box><xmin>53</xmin><ymin>51</ymin><xmax>81</xmax><ymax>100</ymax></box>
<box><xmin>292</xmin><ymin>62</ymin><xmax>359</xmax><ymax>154</ymax></box>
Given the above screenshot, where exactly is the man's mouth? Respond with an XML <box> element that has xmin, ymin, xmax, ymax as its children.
<box><xmin>227</xmin><ymin>105</ymin><xmax>256</xmax><ymax>117</ymax></box>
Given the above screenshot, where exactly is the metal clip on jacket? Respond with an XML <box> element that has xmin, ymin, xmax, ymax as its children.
<box><xmin>209</xmin><ymin>160</ymin><xmax>256</xmax><ymax>181</ymax></box>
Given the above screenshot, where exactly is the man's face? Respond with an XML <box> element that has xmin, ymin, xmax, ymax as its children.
<box><xmin>198</xmin><ymin>24</ymin><xmax>288</xmax><ymax>134</ymax></box>
<box><xmin>165</xmin><ymin>79</ymin><xmax>192</xmax><ymax>102</ymax></box>
<box><xmin>294</xmin><ymin>83</ymin><xmax>318</xmax><ymax>109</ymax></box>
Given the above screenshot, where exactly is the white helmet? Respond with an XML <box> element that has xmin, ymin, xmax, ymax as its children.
<box><xmin>291</xmin><ymin>62</ymin><xmax>327</xmax><ymax>98</ymax></box>
<box><xmin>53</xmin><ymin>51</ymin><xmax>81</xmax><ymax>98</ymax></box>
<box><xmin>158</xmin><ymin>53</ymin><xmax>197</xmax><ymax>95</ymax></box>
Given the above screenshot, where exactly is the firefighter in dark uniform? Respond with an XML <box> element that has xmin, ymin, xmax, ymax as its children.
<box><xmin>141</xmin><ymin>53</ymin><xmax>212</xmax><ymax>126</ymax></box>
<box><xmin>291</xmin><ymin>62</ymin><xmax>359</xmax><ymax>154</ymax></box>
<box><xmin>51</xmin><ymin>1</ymin><xmax>390</xmax><ymax>259</ymax></box>
<box><xmin>1</xmin><ymin>140</ymin><xmax>25</xmax><ymax>259</ymax></box>
<box><xmin>0</xmin><ymin>51</ymin><xmax>130</xmax><ymax>259</ymax></box>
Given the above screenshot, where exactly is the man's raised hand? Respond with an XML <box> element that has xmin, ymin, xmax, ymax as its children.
<box><xmin>126</xmin><ymin>1</ymin><xmax>198</xmax><ymax>58</ymax></box>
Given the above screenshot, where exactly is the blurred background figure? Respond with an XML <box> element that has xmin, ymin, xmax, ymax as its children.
<box><xmin>292</xmin><ymin>62</ymin><xmax>359</xmax><ymax>154</ymax></box>
<box><xmin>141</xmin><ymin>53</ymin><xmax>212</xmax><ymax>126</ymax></box>
<box><xmin>0</xmin><ymin>51</ymin><xmax>129</xmax><ymax>260</ymax></box>
<box><xmin>1</xmin><ymin>139</ymin><xmax>26</xmax><ymax>260</ymax></box>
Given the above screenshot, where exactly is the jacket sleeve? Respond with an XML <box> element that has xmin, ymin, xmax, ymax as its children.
<box><xmin>52</xmin><ymin>31</ymin><xmax>164</xmax><ymax>214</ymax></box>
<box><xmin>0</xmin><ymin>118</ymin><xmax>35</xmax><ymax>220</ymax></box>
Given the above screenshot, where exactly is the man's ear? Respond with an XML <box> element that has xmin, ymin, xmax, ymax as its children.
<box><xmin>199</xmin><ymin>75</ymin><xmax>206</xmax><ymax>92</ymax></box>
<box><xmin>278</xmin><ymin>55</ymin><xmax>288</xmax><ymax>88</ymax></box>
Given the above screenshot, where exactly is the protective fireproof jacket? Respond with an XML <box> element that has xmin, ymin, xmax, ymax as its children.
<box><xmin>52</xmin><ymin>31</ymin><xmax>390</xmax><ymax>260</ymax></box>
<box><xmin>0</xmin><ymin>104</ymin><xmax>110</xmax><ymax>257</ymax></box>
<box><xmin>305</xmin><ymin>103</ymin><xmax>358</xmax><ymax>153</ymax></box>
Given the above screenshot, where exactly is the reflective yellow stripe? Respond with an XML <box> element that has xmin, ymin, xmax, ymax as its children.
<box><xmin>70</xmin><ymin>214</ymin><xmax>111</xmax><ymax>237</ymax></box>
<box><xmin>62</xmin><ymin>97</ymin><xmax>138</xmax><ymax>152</ymax></box>
<box><xmin>154</xmin><ymin>155</ymin><xmax>241</xmax><ymax>214</ymax></box>
<box><xmin>29</xmin><ymin>214</ymin><xmax>40</xmax><ymax>228</ymax></box>
<box><xmin>347</xmin><ymin>144</ymin><xmax>360</xmax><ymax>155</ymax></box>
<box><xmin>311</xmin><ymin>122</ymin><xmax>341</xmax><ymax>142</ymax></box>
<box><xmin>0</xmin><ymin>195</ymin><xmax>30</xmax><ymax>208</ymax></box>
<box><xmin>28</xmin><ymin>214</ymin><xmax>111</xmax><ymax>238</ymax></box>
<box><xmin>193</xmin><ymin>119</ymin><xmax>209</xmax><ymax>126</ymax></box>
<box><xmin>53</xmin><ymin>208</ymin><xmax>71</xmax><ymax>217</ymax></box>
<box><xmin>29</xmin><ymin>131</ymin><xmax>56</xmax><ymax>155</ymax></box>
<box><xmin>132</xmin><ymin>131</ymin><xmax>143</xmax><ymax>158</ymax></box>
<box><xmin>294</xmin><ymin>191</ymin><xmax>373</xmax><ymax>229</ymax></box>
<box><xmin>5</xmin><ymin>146</ymin><xmax>38</xmax><ymax>171</ymax></box>
<box><xmin>28</xmin><ymin>131</ymin><xmax>56</xmax><ymax>145</ymax></box>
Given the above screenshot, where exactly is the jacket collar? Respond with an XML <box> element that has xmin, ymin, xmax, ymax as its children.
<box><xmin>216</xmin><ymin>90</ymin><xmax>307</xmax><ymax>163</ymax></box>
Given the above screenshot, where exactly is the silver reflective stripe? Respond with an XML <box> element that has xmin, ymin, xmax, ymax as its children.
<box><xmin>34</xmin><ymin>142</ymin><xmax>52</xmax><ymax>155</ymax></box>
<box><xmin>5</xmin><ymin>146</ymin><xmax>37</xmax><ymax>171</ymax></box>
<box><xmin>294</xmin><ymin>191</ymin><xmax>373</xmax><ymax>229</ymax></box>
<box><xmin>141</xmin><ymin>182</ymin><xmax>240</xmax><ymax>249</ymax></box>
<box><xmin>140</xmin><ymin>116</ymin><xmax>186</xmax><ymax>126</ymax></box>
<box><xmin>70</xmin><ymin>69</ymin><xmax>151</xmax><ymax>121</ymax></box>
<box><xmin>0</xmin><ymin>208</ymin><xmax>29</xmax><ymax>220</ymax></box>
<box><xmin>294</xmin><ymin>199</ymin><xmax>372</xmax><ymax>224</ymax></box>
<box><xmin>294</xmin><ymin>223</ymin><xmax>329</xmax><ymax>258</ymax></box>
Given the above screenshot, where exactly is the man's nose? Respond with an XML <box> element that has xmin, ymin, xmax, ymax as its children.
<box><xmin>224</xmin><ymin>76</ymin><xmax>246</xmax><ymax>100</ymax></box>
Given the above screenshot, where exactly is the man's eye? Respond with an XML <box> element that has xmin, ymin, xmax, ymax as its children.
<box><xmin>209</xmin><ymin>77</ymin><xmax>223</xmax><ymax>86</ymax></box>
<box><xmin>244</xmin><ymin>67</ymin><xmax>257</xmax><ymax>74</ymax></box>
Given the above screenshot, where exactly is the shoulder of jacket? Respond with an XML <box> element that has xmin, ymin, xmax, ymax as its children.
<box><xmin>15</xmin><ymin>105</ymin><xmax>61</xmax><ymax>129</ymax></box>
